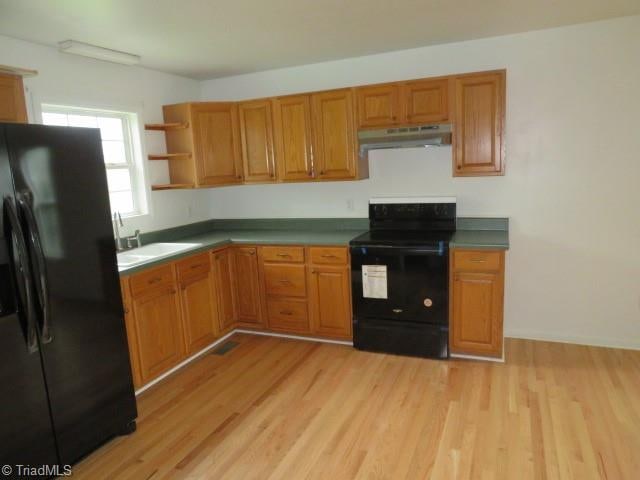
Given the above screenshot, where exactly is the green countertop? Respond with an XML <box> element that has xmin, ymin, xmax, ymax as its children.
<box><xmin>118</xmin><ymin>217</ymin><xmax>509</xmax><ymax>275</ymax></box>
<box><xmin>450</xmin><ymin>229</ymin><xmax>510</xmax><ymax>250</ymax></box>
<box><xmin>118</xmin><ymin>229</ymin><xmax>366</xmax><ymax>275</ymax></box>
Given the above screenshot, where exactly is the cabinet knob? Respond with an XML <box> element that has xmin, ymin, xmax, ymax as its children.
<box><xmin>319</xmin><ymin>171</ymin><xmax>324</xmax><ymax>175</ymax></box>
<box><xmin>237</xmin><ymin>175</ymin><xmax>242</xmax><ymax>179</ymax></box>
<box><xmin>457</xmin><ymin>166</ymin><xmax>461</xmax><ymax>170</ymax></box>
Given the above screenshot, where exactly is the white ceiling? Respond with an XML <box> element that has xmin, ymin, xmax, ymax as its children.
<box><xmin>0</xmin><ymin>0</ymin><xmax>638</xmax><ymax>79</ymax></box>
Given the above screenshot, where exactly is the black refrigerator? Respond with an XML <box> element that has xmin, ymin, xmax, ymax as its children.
<box><xmin>0</xmin><ymin>123</ymin><xmax>137</xmax><ymax>476</ymax></box>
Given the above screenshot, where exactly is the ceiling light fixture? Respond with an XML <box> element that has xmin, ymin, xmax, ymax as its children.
<box><xmin>58</xmin><ymin>40</ymin><xmax>140</xmax><ymax>66</ymax></box>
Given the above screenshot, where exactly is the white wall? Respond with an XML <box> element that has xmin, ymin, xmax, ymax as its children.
<box><xmin>0</xmin><ymin>34</ymin><xmax>209</xmax><ymax>236</ymax></box>
<box><xmin>200</xmin><ymin>16</ymin><xmax>640</xmax><ymax>349</ymax></box>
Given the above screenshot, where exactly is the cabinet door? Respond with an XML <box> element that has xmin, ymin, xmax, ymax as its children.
<box><xmin>191</xmin><ymin>102</ymin><xmax>243</xmax><ymax>186</ymax></box>
<box><xmin>273</xmin><ymin>95</ymin><xmax>314</xmax><ymax>181</ymax></box>
<box><xmin>120</xmin><ymin>277</ymin><xmax>142</xmax><ymax>389</ymax></box>
<box><xmin>311</xmin><ymin>89</ymin><xmax>357</xmax><ymax>180</ymax></box>
<box><xmin>451</xmin><ymin>271</ymin><xmax>504</xmax><ymax>357</ymax></box>
<box><xmin>0</xmin><ymin>73</ymin><xmax>27</xmax><ymax>123</ymax></box>
<box><xmin>453</xmin><ymin>71</ymin><xmax>505</xmax><ymax>176</ymax></box>
<box><xmin>179</xmin><ymin>273</ymin><xmax>219</xmax><ymax>354</ymax></box>
<box><xmin>239</xmin><ymin>100</ymin><xmax>276</xmax><ymax>183</ymax></box>
<box><xmin>402</xmin><ymin>78</ymin><xmax>449</xmax><ymax>124</ymax></box>
<box><xmin>233</xmin><ymin>247</ymin><xmax>263</xmax><ymax>326</ymax></box>
<box><xmin>308</xmin><ymin>265</ymin><xmax>352</xmax><ymax>338</ymax></box>
<box><xmin>131</xmin><ymin>286</ymin><xmax>185</xmax><ymax>384</ymax></box>
<box><xmin>356</xmin><ymin>84</ymin><xmax>401</xmax><ymax>127</ymax></box>
<box><xmin>212</xmin><ymin>248</ymin><xmax>237</xmax><ymax>332</ymax></box>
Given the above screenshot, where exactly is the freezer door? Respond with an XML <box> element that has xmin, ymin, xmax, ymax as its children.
<box><xmin>5</xmin><ymin>124</ymin><xmax>137</xmax><ymax>465</ymax></box>
<box><xmin>0</xmin><ymin>127</ymin><xmax>60</xmax><ymax>473</ymax></box>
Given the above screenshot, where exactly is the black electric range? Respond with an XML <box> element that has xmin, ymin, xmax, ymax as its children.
<box><xmin>350</xmin><ymin>197</ymin><xmax>456</xmax><ymax>359</ymax></box>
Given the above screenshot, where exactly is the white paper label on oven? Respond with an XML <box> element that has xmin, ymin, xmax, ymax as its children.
<box><xmin>362</xmin><ymin>265</ymin><xmax>388</xmax><ymax>299</ymax></box>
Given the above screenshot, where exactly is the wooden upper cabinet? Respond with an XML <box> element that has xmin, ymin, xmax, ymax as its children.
<box><xmin>191</xmin><ymin>102</ymin><xmax>243</xmax><ymax>186</ymax></box>
<box><xmin>356</xmin><ymin>84</ymin><xmax>401</xmax><ymax>127</ymax></box>
<box><xmin>311</xmin><ymin>89</ymin><xmax>359</xmax><ymax>180</ymax></box>
<box><xmin>450</xmin><ymin>250</ymin><xmax>505</xmax><ymax>358</ymax></box>
<box><xmin>402</xmin><ymin>78</ymin><xmax>450</xmax><ymax>125</ymax></box>
<box><xmin>453</xmin><ymin>71</ymin><xmax>505</xmax><ymax>176</ymax></box>
<box><xmin>239</xmin><ymin>100</ymin><xmax>276</xmax><ymax>183</ymax></box>
<box><xmin>211</xmin><ymin>248</ymin><xmax>237</xmax><ymax>333</ymax></box>
<box><xmin>273</xmin><ymin>95</ymin><xmax>315</xmax><ymax>181</ymax></box>
<box><xmin>232</xmin><ymin>246</ymin><xmax>263</xmax><ymax>326</ymax></box>
<box><xmin>0</xmin><ymin>73</ymin><xmax>27</xmax><ymax>123</ymax></box>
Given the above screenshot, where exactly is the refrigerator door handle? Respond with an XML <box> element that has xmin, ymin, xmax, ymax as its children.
<box><xmin>17</xmin><ymin>193</ymin><xmax>52</xmax><ymax>344</ymax></box>
<box><xmin>2</xmin><ymin>196</ymin><xmax>39</xmax><ymax>353</ymax></box>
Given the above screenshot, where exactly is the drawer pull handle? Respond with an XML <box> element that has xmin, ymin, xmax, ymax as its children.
<box><xmin>470</xmin><ymin>258</ymin><xmax>487</xmax><ymax>263</ymax></box>
<box><xmin>276</xmin><ymin>253</ymin><xmax>291</xmax><ymax>257</ymax></box>
<box><xmin>279</xmin><ymin>279</ymin><xmax>292</xmax><ymax>284</ymax></box>
<box><xmin>321</xmin><ymin>254</ymin><xmax>337</xmax><ymax>258</ymax></box>
<box><xmin>280</xmin><ymin>310</ymin><xmax>294</xmax><ymax>316</ymax></box>
<box><xmin>190</xmin><ymin>264</ymin><xmax>203</xmax><ymax>269</ymax></box>
<box><xmin>148</xmin><ymin>277</ymin><xmax>162</xmax><ymax>284</ymax></box>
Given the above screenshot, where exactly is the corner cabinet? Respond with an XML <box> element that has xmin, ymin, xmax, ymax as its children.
<box><xmin>450</xmin><ymin>249</ymin><xmax>505</xmax><ymax>358</ymax></box>
<box><xmin>453</xmin><ymin>71</ymin><xmax>505</xmax><ymax>176</ymax></box>
<box><xmin>232</xmin><ymin>246</ymin><xmax>264</xmax><ymax>327</ymax></box>
<box><xmin>159</xmin><ymin>102</ymin><xmax>243</xmax><ymax>189</ymax></box>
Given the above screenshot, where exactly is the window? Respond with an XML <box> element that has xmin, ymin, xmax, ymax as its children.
<box><xmin>41</xmin><ymin>104</ymin><xmax>147</xmax><ymax>217</ymax></box>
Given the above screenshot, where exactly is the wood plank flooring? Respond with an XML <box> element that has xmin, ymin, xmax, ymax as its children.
<box><xmin>73</xmin><ymin>334</ymin><xmax>640</xmax><ymax>479</ymax></box>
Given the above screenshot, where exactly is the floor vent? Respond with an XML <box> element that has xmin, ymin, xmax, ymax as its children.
<box><xmin>211</xmin><ymin>341</ymin><xmax>240</xmax><ymax>355</ymax></box>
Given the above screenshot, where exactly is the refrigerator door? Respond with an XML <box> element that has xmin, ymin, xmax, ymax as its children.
<box><xmin>5</xmin><ymin>124</ymin><xmax>137</xmax><ymax>465</ymax></box>
<box><xmin>0</xmin><ymin>128</ymin><xmax>60</xmax><ymax>473</ymax></box>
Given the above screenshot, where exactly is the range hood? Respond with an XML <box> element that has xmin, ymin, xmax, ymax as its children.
<box><xmin>358</xmin><ymin>124</ymin><xmax>452</xmax><ymax>159</ymax></box>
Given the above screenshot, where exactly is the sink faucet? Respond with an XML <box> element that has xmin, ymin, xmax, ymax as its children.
<box><xmin>113</xmin><ymin>211</ymin><xmax>124</xmax><ymax>251</ymax></box>
<box><xmin>127</xmin><ymin>230</ymin><xmax>142</xmax><ymax>249</ymax></box>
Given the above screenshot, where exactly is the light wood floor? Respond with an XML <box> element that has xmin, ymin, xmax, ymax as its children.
<box><xmin>73</xmin><ymin>334</ymin><xmax>640</xmax><ymax>479</ymax></box>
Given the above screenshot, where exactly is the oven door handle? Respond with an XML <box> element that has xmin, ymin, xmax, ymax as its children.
<box><xmin>350</xmin><ymin>242</ymin><xmax>447</xmax><ymax>256</ymax></box>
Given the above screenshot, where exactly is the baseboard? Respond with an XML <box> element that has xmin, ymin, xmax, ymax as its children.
<box><xmin>451</xmin><ymin>353</ymin><xmax>505</xmax><ymax>363</ymax></box>
<box><xmin>235</xmin><ymin>329</ymin><xmax>353</xmax><ymax>346</ymax></box>
<box><xmin>134</xmin><ymin>329</ymin><xmax>352</xmax><ymax>395</ymax></box>
<box><xmin>505</xmin><ymin>330</ymin><xmax>640</xmax><ymax>351</ymax></box>
<box><xmin>134</xmin><ymin>330</ymin><xmax>236</xmax><ymax>396</ymax></box>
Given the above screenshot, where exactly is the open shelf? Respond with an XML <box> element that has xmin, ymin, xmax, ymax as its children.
<box><xmin>144</xmin><ymin>122</ymin><xmax>189</xmax><ymax>131</ymax></box>
<box><xmin>151</xmin><ymin>183</ymin><xmax>194</xmax><ymax>191</ymax></box>
<box><xmin>148</xmin><ymin>153</ymin><xmax>192</xmax><ymax>160</ymax></box>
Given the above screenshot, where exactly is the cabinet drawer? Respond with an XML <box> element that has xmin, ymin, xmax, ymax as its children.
<box><xmin>309</xmin><ymin>247</ymin><xmax>348</xmax><ymax>265</ymax></box>
<box><xmin>453</xmin><ymin>250</ymin><xmax>502</xmax><ymax>271</ymax></box>
<box><xmin>176</xmin><ymin>252</ymin><xmax>210</xmax><ymax>281</ymax></box>
<box><xmin>261</xmin><ymin>246</ymin><xmax>305</xmax><ymax>263</ymax></box>
<box><xmin>130</xmin><ymin>264</ymin><xmax>174</xmax><ymax>296</ymax></box>
<box><xmin>267</xmin><ymin>298</ymin><xmax>309</xmax><ymax>333</ymax></box>
<box><xmin>263</xmin><ymin>264</ymin><xmax>307</xmax><ymax>297</ymax></box>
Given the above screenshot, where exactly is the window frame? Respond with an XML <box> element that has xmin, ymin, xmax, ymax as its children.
<box><xmin>40</xmin><ymin>103</ymin><xmax>148</xmax><ymax>218</ymax></box>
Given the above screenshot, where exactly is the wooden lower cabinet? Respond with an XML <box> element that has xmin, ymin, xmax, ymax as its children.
<box><xmin>308</xmin><ymin>263</ymin><xmax>352</xmax><ymax>339</ymax></box>
<box><xmin>212</xmin><ymin>248</ymin><xmax>237</xmax><ymax>332</ymax></box>
<box><xmin>450</xmin><ymin>249</ymin><xmax>505</xmax><ymax>358</ymax></box>
<box><xmin>131</xmin><ymin>284</ymin><xmax>185</xmax><ymax>384</ymax></box>
<box><xmin>120</xmin><ymin>277</ymin><xmax>142</xmax><ymax>389</ymax></box>
<box><xmin>232</xmin><ymin>246</ymin><xmax>263</xmax><ymax>327</ymax></box>
<box><xmin>178</xmin><ymin>271</ymin><xmax>219</xmax><ymax>355</ymax></box>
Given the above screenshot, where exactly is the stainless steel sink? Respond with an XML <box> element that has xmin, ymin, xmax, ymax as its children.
<box><xmin>117</xmin><ymin>242</ymin><xmax>202</xmax><ymax>268</ymax></box>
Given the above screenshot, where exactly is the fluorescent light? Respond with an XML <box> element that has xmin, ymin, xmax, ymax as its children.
<box><xmin>58</xmin><ymin>40</ymin><xmax>140</xmax><ymax>66</ymax></box>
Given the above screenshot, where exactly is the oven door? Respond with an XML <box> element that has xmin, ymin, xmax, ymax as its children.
<box><xmin>350</xmin><ymin>244</ymin><xmax>449</xmax><ymax>326</ymax></box>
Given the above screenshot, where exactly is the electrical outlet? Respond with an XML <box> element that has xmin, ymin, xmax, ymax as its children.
<box><xmin>346</xmin><ymin>199</ymin><xmax>355</xmax><ymax>211</ymax></box>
